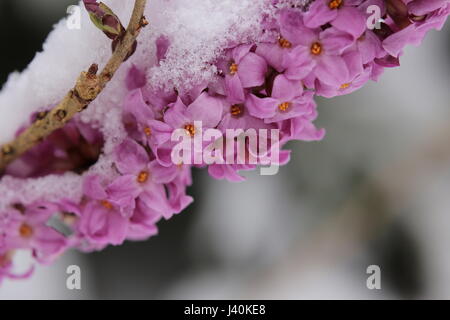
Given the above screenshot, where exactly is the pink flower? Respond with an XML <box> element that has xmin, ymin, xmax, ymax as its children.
<box><xmin>355</xmin><ymin>30</ymin><xmax>385</xmax><ymax>64</ymax></box>
<box><xmin>114</xmin><ymin>138</ymin><xmax>193</xmax><ymax>220</ymax></box>
<box><xmin>408</xmin><ymin>0</ymin><xmax>448</xmax><ymax>16</ymax></box>
<box><xmin>126</xmin><ymin>197</ymin><xmax>160</xmax><ymax>241</ymax></box>
<box><xmin>164</xmin><ymin>92</ymin><xmax>223</xmax><ymax>135</ymax></box>
<box><xmin>1</xmin><ymin>0</ymin><xmax>448</xmax><ymax>283</ymax></box>
<box><xmin>3</xmin><ymin>203</ymin><xmax>68</xmax><ymax>263</ymax></box>
<box><xmin>284</xmin><ymin>26</ymin><xmax>355</xmax><ymax>87</ymax></box>
<box><xmin>314</xmin><ymin>50</ymin><xmax>371</xmax><ymax>97</ymax></box>
<box><xmin>217</xmin><ymin>44</ymin><xmax>268</xmax><ymax>103</ymax></box>
<box><xmin>218</xmin><ymin>95</ymin><xmax>273</xmax><ymax>131</ymax></box>
<box><xmin>246</xmin><ymin>74</ymin><xmax>315</xmax><ymax>123</ymax></box>
<box><xmin>279</xmin><ymin>114</ymin><xmax>326</xmax><ymax>143</ymax></box>
<box><xmin>152</xmin><ymin>92</ymin><xmax>224</xmax><ymax>166</ymax></box>
<box><xmin>113</xmin><ymin>139</ymin><xmax>178</xmax><ymax>216</ymax></box>
<box><xmin>256</xmin><ymin>9</ymin><xmax>315</xmax><ymax>79</ymax></box>
<box><xmin>303</xmin><ymin>0</ymin><xmax>367</xmax><ymax>38</ymax></box>
<box><xmin>123</xmin><ymin>89</ymin><xmax>173</xmax><ymax>152</ymax></box>
<box><xmin>79</xmin><ymin>175</ymin><xmax>131</xmax><ymax>246</ymax></box>
<box><xmin>382</xmin><ymin>0</ymin><xmax>450</xmax><ymax>56</ymax></box>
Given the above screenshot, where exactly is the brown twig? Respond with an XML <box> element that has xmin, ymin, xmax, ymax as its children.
<box><xmin>0</xmin><ymin>0</ymin><xmax>148</xmax><ymax>172</ymax></box>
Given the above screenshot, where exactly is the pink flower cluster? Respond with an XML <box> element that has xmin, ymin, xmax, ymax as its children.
<box><xmin>1</xmin><ymin>0</ymin><xmax>449</xmax><ymax>282</ymax></box>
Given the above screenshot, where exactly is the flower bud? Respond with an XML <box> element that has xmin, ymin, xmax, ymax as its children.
<box><xmin>83</xmin><ymin>0</ymin><xmax>125</xmax><ymax>40</ymax></box>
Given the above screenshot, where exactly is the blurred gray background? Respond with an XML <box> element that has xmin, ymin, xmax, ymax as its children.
<box><xmin>1</xmin><ymin>0</ymin><xmax>450</xmax><ymax>299</ymax></box>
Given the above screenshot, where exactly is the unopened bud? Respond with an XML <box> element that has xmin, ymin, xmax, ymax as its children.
<box><xmin>83</xmin><ymin>0</ymin><xmax>125</xmax><ymax>40</ymax></box>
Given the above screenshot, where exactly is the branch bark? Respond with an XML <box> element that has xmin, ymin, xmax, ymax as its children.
<box><xmin>0</xmin><ymin>0</ymin><xmax>148</xmax><ymax>172</ymax></box>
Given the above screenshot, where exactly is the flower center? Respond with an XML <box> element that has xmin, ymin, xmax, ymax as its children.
<box><xmin>230</xmin><ymin>104</ymin><xmax>244</xmax><ymax>117</ymax></box>
<box><xmin>229</xmin><ymin>63</ymin><xmax>239</xmax><ymax>75</ymax></box>
<box><xmin>278</xmin><ymin>102</ymin><xmax>291</xmax><ymax>112</ymax></box>
<box><xmin>19</xmin><ymin>223</ymin><xmax>33</xmax><ymax>238</ymax></box>
<box><xmin>144</xmin><ymin>127</ymin><xmax>152</xmax><ymax>136</ymax></box>
<box><xmin>137</xmin><ymin>171</ymin><xmax>149</xmax><ymax>183</ymax></box>
<box><xmin>328</xmin><ymin>0</ymin><xmax>343</xmax><ymax>9</ymax></box>
<box><xmin>278</xmin><ymin>38</ymin><xmax>292</xmax><ymax>49</ymax></box>
<box><xmin>100</xmin><ymin>200</ymin><xmax>113</xmax><ymax>210</ymax></box>
<box><xmin>310</xmin><ymin>42</ymin><xmax>322</xmax><ymax>55</ymax></box>
<box><xmin>184</xmin><ymin>124</ymin><xmax>196</xmax><ymax>137</ymax></box>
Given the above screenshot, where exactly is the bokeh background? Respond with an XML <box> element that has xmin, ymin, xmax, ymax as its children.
<box><xmin>1</xmin><ymin>0</ymin><xmax>450</xmax><ymax>299</ymax></box>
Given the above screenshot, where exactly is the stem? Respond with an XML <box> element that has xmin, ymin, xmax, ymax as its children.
<box><xmin>0</xmin><ymin>0</ymin><xmax>148</xmax><ymax>172</ymax></box>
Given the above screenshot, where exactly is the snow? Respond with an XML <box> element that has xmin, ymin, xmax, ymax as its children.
<box><xmin>0</xmin><ymin>0</ymin><xmax>274</xmax><ymax>142</ymax></box>
<box><xmin>147</xmin><ymin>0</ymin><xmax>272</xmax><ymax>90</ymax></box>
<box><xmin>0</xmin><ymin>0</ymin><xmax>274</xmax><ymax>208</ymax></box>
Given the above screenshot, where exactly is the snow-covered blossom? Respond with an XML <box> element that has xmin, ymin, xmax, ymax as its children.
<box><xmin>0</xmin><ymin>0</ymin><xmax>448</xmax><ymax>282</ymax></box>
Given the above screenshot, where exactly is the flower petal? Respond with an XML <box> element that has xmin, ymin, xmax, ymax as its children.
<box><xmin>303</xmin><ymin>0</ymin><xmax>338</xmax><ymax>28</ymax></box>
<box><xmin>186</xmin><ymin>92</ymin><xmax>224</xmax><ymax>128</ymax></box>
<box><xmin>115</xmin><ymin>139</ymin><xmax>149</xmax><ymax>175</ymax></box>
<box><xmin>231</xmin><ymin>44</ymin><xmax>253</xmax><ymax>63</ymax></box>
<box><xmin>255</xmin><ymin>43</ymin><xmax>285</xmax><ymax>72</ymax></box>
<box><xmin>238</xmin><ymin>53</ymin><xmax>267</xmax><ymax>88</ymax></box>
<box><xmin>148</xmin><ymin>161</ymin><xmax>179</xmax><ymax>184</ymax></box>
<box><xmin>271</xmin><ymin>74</ymin><xmax>302</xmax><ymax>101</ymax></box>
<box><xmin>246</xmin><ymin>94</ymin><xmax>278</xmax><ymax>119</ymax></box>
<box><xmin>225</xmin><ymin>74</ymin><xmax>246</xmax><ymax>103</ymax></box>
<box><xmin>83</xmin><ymin>175</ymin><xmax>107</xmax><ymax>200</ymax></box>
<box><xmin>124</xmin><ymin>89</ymin><xmax>154</xmax><ymax>120</ymax></box>
<box><xmin>332</xmin><ymin>7</ymin><xmax>366</xmax><ymax>39</ymax></box>
<box><xmin>315</xmin><ymin>54</ymin><xmax>350</xmax><ymax>86</ymax></box>
<box><xmin>106</xmin><ymin>175</ymin><xmax>140</xmax><ymax>216</ymax></box>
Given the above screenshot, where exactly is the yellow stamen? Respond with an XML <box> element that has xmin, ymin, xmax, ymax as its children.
<box><xmin>328</xmin><ymin>0</ymin><xmax>343</xmax><ymax>9</ymax></box>
<box><xmin>278</xmin><ymin>38</ymin><xmax>292</xmax><ymax>49</ymax></box>
<box><xmin>137</xmin><ymin>171</ymin><xmax>149</xmax><ymax>183</ymax></box>
<box><xmin>19</xmin><ymin>223</ymin><xmax>33</xmax><ymax>238</ymax></box>
<box><xmin>229</xmin><ymin>63</ymin><xmax>239</xmax><ymax>75</ymax></box>
<box><xmin>278</xmin><ymin>102</ymin><xmax>291</xmax><ymax>112</ymax></box>
<box><xmin>310</xmin><ymin>42</ymin><xmax>322</xmax><ymax>56</ymax></box>
<box><xmin>100</xmin><ymin>200</ymin><xmax>113</xmax><ymax>210</ymax></box>
<box><xmin>144</xmin><ymin>127</ymin><xmax>152</xmax><ymax>136</ymax></box>
<box><xmin>230</xmin><ymin>104</ymin><xmax>243</xmax><ymax>117</ymax></box>
<box><xmin>184</xmin><ymin>124</ymin><xmax>196</xmax><ymax>137</ymax></box>
<box><xmin>340</xmin><ymin>83</ymin><xmax>351</xmax><ymax>89</ymax></box>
